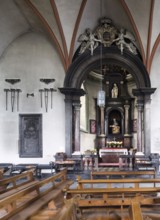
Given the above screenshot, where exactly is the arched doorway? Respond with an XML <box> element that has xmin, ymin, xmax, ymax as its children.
<box><xmin>60</xmin><ymin>46</ymin><xmax>156</xmax><ymax>156</ymax></box>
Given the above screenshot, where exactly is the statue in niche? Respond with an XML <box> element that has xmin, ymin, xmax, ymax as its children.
<box><xmin>111</xmin><ymin>83</ymin><xmax>118</xmax><ymax>98</ymax></box>
<box><xmin>110</xmin><ymin>118</ymin><xmax>120</xmax><ymax>134</ymax></box>
<box><xmin>78</xmin><ymin>28</ymin><xmax>100</xmax><ymax>55</ymax></box>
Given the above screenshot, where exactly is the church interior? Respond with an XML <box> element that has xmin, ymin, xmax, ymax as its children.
<box><xmin>0</xmin><ymin>0</ymin><xmax>160</xmax><ymax>219</ymax></box>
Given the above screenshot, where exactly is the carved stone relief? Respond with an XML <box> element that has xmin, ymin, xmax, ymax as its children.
<box><xmin>78</xmin><ymin>17</ymin><xmax>138</xmax><ymax>56</ymax></box>
<box><xmin>19</xmin><ymin>114</ymin><xmax>42</xmax><ymax>158</ymax></box>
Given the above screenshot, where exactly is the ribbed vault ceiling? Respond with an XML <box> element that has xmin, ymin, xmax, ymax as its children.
<box><xmin>2</xmin><ymin>0</ymin><xmax>160</xmax><ymax>74</ymax></box>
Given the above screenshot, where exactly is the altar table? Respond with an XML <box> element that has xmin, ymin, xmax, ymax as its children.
<box><xmin>99</xmin><ymin>148</ymin><xmax>128</xmax><ymax>167</ymax></box>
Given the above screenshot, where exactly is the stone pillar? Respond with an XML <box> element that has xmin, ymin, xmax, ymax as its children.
<box><xmin>59</xmin><ymin>88</ymin><xmax>85</xmax><ymax>156</ymax></box>
<box><xmin>133</xmin><ymin>88</ymin><xmax>156</xmax><ymax>153</ymax></box>
<box><xmin>144</xmin><ymin>95</ymin><xmax>151</xmax><ymax>155</ymax></box>
<box><xmin>64</xmin><ymin>97</ymin><xmax>73</xmax><ymax>155</ymax></box>
<box><xmin>124</xmin><ymin>104</ymin><xmax>130</xmax><ymax>135</ymax></box>
<box><xmin>136</xmin><ymin>102</ymin><xmax>144</xmax><ymax>152</ymax></box>
<box><xmin>73</xmin><ymin>102</ymin><xmax>81</xmax><ymax>152</ymax></box>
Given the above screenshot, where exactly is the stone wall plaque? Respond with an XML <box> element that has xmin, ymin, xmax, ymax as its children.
<box><xmin>19</xmin><ymin>114</ymin><xmax>42</xmax><ymax>158</ymax></box>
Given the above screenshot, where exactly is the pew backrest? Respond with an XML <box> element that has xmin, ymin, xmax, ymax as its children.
<box><xmin>77</xmin><ymin>175</ymin><xmax>160</xmax><ymax>189</ymax></box>
<box><xmin>91</xmin><ymin>169</ymin><xmax>156</xmax><ymax>179</ymax></box>
<box><xmin>0</xmin><ymin>170</ymin><xmax>35</xmax><ymax>196</ymax></box>
<box><xmin>0</xmin><ymin>168</ymin><xmax>73</xmax><ymax>220</ymax></box>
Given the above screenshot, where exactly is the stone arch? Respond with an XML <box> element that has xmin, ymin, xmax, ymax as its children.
<box><xmin>64</xmin><ymin>46</ymin><xmax>151</xmax><ymax>89</ymax></box>
<box><xmin>60</xmin><ymin>46</ymin><xmax>155</xmax><ymax>156</ymax></box>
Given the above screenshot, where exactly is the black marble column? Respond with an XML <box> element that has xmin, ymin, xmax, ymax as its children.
<box><xmin>132</xmin><ymin>88</ymin><xmax>156</xmax><ymax>153</ymax></box>
<box><xmin>59</xmin><ymin>88</ymin><xmax>85</xmax><ymax>156</ymax></box>
<box><xmin>124</xmin><ymin>104</ymin><xmax>130</xmax><ymax>135</ymax></box>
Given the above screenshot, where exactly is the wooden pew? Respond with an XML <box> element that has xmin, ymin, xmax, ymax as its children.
<box><xmin>129</xmin><ymin>201</ymin><xmax>143</xmax><ymax>220</ymax></box>
<box><xmin>64</xmin><ymin>175</ymin><xmax>160</xmax><ymax>202</ymax></box>
<box><xmin>61</xmin><ymin>174</ymin><xmax>160</xmax><ymax>219</ymax></box>
<box><xmin>0</xmin><ymin>170</ymin><xmax>37</xmax><ymax>198</ymax></box>
<box><xmin>0</xmin><ymin>163</ymin><xmax>13</xmax><ymax>176</ymax></box>
<box><xmin>0</xmin><ymin>168</ymin><xmax>73</xmax><ymax>220</ymax></box>
<box><xmin>77</xmin><ymin>175</ymin><xmax>160</xmax><ymax>189</ymax></box>
<box><xmin>0</xmin><ymin>169</ymin><xmax>5</xmax><ymax>192</ymax></box>
<box><xmin>91</xmin><ymin>169</ymin><xmax>156</xmax><ymax>179</ymax></box>
<box><xmin>10</xmin><ymin>164</ymin><xmax>37</xmax><ymax>175</ymax></box>
<box><xmin>0</xmin><ymin>169</ymin><xmax>4</xmax><ymax>179</ymax></box>
<box><xmin>29</xmin><ymin>198</ymin><xmax>77</xmax><ymax>220</ymax></box>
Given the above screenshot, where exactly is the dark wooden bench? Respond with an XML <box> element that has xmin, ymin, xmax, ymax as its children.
<box><xmin>36</xmin><ymin>162</ymin><xmax>56</xmax><ymax>177</ymax></box>
<box><xmin>0</xmin><ymin>163</ymin><xmax>13</xmax><ymax>176</ymax></box>
<box><xmin>10</xmin><ymin>164</ymin><xmax>38</xmax><ymax>175</ymax></box>
<box><xmin>0</xmin><ymin>168</ymin><xmax>73</xmax><ymax>220</ymax></box>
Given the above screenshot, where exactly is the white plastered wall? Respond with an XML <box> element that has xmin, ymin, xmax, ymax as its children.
<box><xmin>0</xmin><ymin>32</ymin><xmax>65</xmax><ymax>164</ymax></box>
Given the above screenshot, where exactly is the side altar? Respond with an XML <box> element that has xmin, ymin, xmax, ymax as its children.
<box><xmin>96</xmin><ymin>66</ymin><xmax>133</xmax><ymax>161</ymax></box>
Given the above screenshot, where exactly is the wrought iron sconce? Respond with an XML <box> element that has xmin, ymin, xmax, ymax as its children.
<box><xmin>39</xmin><ymin>88</ymin><xmax>57</xmax><ymax>112</ymax></box>
<box><xmin>40</xmin><ymin>78</ymin><xmax>55</xmax><ymax>84</ymax></box>
<box><xmin>5</xmin><ymin>79</ymin><xmax>21</xmax><ymax>85</ymax></box>
<box><xmin>4</xmin><ymin>89</ymin><xmax>22</xmax><ymax>112</ymax></box>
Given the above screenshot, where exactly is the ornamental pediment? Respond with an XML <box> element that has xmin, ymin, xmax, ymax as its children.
<box><xmin>78</xmin><ymin>17</ymin><xmax>138</xmax><ymax>56</ymax></box>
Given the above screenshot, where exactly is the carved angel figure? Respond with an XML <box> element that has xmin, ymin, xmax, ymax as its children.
<box><xmin>78</xmin><ymin>28</ymin><xmax>100</xmax><ymax>55</ymax></box>
<box><xmin>113</xmin><ymin>28</ymin><xmax>138</xmax><ymax>54</ymax></box>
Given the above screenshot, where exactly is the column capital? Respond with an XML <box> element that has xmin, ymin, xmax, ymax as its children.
<box><xmin>73</xmin><ymin>102</ymin><xmax>81</xmax><ymax>110</ymax></box>
<box><xmin>124</xmin><ymin>104</ymin><xmax>130</xmax><ymax>110</ymax></box>
<box><xmin>136</xmin><ymin>103</ymin><xmax>144</xmax><ymax>112</ymax></box>
<box><xmin>59</xmin><ymin>87</ymin><xmax>86</xmax><ymax>97</ymax></box>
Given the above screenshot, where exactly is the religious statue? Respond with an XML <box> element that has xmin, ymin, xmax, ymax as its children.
<box><xmin>77</xmin><ymin>17</ymin><xmax>138</xmax><ymax>58</ymax></box>
<box><xmin>78</xmin><ymin>28</ymin><xmax>100</xmax><ymax>55</ymax></box>
<box><xmin>111</xmin><ymin>83</ymin><xmax>118</xmax><ymax>98</ymax></box>
<box><xmin>110</xmin><ymin>118</ymin><xmax>120</xmax><ymax>134</ymax></box>
<box><xmin>113</xmin><ymin>28</ymin><xmax>138</xmax><ymax>54</ymax></box>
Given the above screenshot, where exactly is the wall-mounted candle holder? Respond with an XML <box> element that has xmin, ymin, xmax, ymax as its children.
<box><xmin>39</xmin><ymin>88</ymin><xmax>56</xmax><ymax>112</ymax></box>
<box><xmin>4</xmin><ymin>89</ymin><xmax>22</xmax><ymax>112</ymax></box>
<box><xmin>5</xmin><ymin>79</ymin><xmax>21</xmax><ymax>85</ymax></box>
<box><xmin>40</xmin><ymin>78</ymin><xmax>55</xmax><ymax>84</ymax></box>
